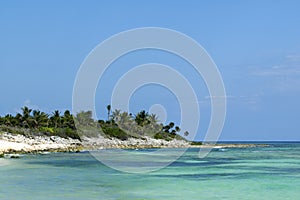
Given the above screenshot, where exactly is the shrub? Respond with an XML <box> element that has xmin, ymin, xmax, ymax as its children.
<box><xmin>154</xmin><ymin>132</ymin><xmax>172</xmax><ymax>141</ymax></box>
<box><xmin>101</xmin><ymin>124</ymin><xmax>128</xmax><ymax>141</ymax></box>
<box><xmin>190</xmin><ymin>141</ymin><xmax>203</xmax><ymax>145</ymax></box>
<box><xmin>54</xmin><ymin>128</ymin><xmax>81</xmax><ymax>140</ymax></box>
<box><xmin>39</xmin><ymin>127</ymin><xmax>54</xmax><ymax>134</ymax></box>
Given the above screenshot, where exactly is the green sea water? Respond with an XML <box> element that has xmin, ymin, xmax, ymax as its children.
<box><xmin>1</xmin><ymin>143</ymin><xmax>300</xmax><ymax>199</ymax></box>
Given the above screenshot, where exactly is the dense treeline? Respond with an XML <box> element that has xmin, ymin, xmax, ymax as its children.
<box><xmin>0</xmin><ymin>106</ymin><xmax>188</xmax><ymax>141</ymax></box>
<box><xmin>0</xmin><ymin>106</ymin><xmax>79</xmax><ymax>139</ymax></box>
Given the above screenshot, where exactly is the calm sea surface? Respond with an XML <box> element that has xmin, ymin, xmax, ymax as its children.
<box><xmin>1</xmin><ymin>143</ymin><xmax>300</xmax><ymax>199</ymax></box>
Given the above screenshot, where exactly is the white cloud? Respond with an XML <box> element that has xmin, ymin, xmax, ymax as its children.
<box><xmin>205</xmin><ymin>95</ymin><xmax>230</xmax><ymax>99</ymax></box>
<box><xmin>23</xmin><ymin>99</ymin><xmax>40</xmax><ymax>110</ymax></box>
<box><xmin>286</xmin><ymin>54</ymin><xmax>300</xmax><ymax>62</ymax></box>
<box><xmin>14</xmin><ymin>99</ymin><xmax>48</xmax><ymax>114</ymax></box>
<box><xmin>251</xmin><ymin>53</ymin><xmax>300</xmax><ymax>77</ymax></box>
<box><xmin>252</xmin><ymin>64</ymin><xmax>300</xmax><ymax>77</ymax></box>
<box><xmin>202</xmin><ymin>94</ymin><xmax>261</xmax><ymax>106</ymax></box>
<box><xmin>250</xmin><ymin>53</ymin><xmax>300</xmax><ymax>92</ymax></box>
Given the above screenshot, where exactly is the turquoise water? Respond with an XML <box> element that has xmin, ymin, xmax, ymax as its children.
<box><xmin>1</xmin><ymin>143</ymin><xmax>300</xmax><ymax>199</ymax></box>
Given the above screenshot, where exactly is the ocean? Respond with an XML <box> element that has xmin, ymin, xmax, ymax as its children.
<box><xmin>1</xmin><ymin>142</ymin><xmax>300</xmax><ymax>199</ymax></box>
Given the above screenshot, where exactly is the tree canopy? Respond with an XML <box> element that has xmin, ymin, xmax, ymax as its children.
<box><xmin>0</xmin><ymin>106</ymin><xmax>186</xmax><ymax>141</ymax></box>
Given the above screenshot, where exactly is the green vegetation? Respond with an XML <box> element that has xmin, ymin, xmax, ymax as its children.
<box><xmin>0</xmin><ymin>105</ymin><xmax>187</xmax><ymax>141</ymax></box>
<box><xmin>190</xmin><ymin>141</ymin><xmax>203</xmax><ymax>145</ymax></box>
<box><xmin>0</xmin><ymin>107</ymin><xmax>79</xmax><ymax>139</ymax></box>
<box><xmin>100</xmin><ymin>122</ymin><xmax>129</xmax><ymax>141</ymax></box>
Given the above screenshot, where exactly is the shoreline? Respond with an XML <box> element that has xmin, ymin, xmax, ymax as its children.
<box><xmin>0</xmin><ymin>132</ymin><xmax>82</xmax><ymax>156</ymax></box>
<box><xmin>0</xmin><ymin>132</ymin><xmax>268</xmax><ymax>157</ymax></box>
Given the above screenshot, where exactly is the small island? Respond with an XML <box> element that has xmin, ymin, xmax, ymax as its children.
<box><xmin>0</xmin><ymin>105</ymin><xmax>263</xmax><ymax>157</ymax></box>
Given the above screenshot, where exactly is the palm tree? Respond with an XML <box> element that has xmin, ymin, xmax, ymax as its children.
<box><xmin>32</xmin><ymin>110</ymin><xmax>49</xmax><ymax>128</ymax></box>
<box><xmin>184</xmin><ymin>131</ymin><xmax>189</xmax><ymax>137</ymax></box>
<box><xmin>15</xmin><ymin>113</ymin><xmax>22</xmax><ymax>127</ymax></box>
<box><xmin>118</xmin><ymin>111</ymin><xmax>133</xmax><ymax>131</ymax></box>
<box><xmin>163</xmin><ymin>125</ymin><xmax>170</xmax><ymax>133</ymax></box>
<box><xmin>3</xmin><ymin>114</ymin><xmax>14</xmax><ymax>126</ymax></box>
<box><xmin>149</xmin><ymin>113</ymin><xmax>159</xmax><ymax>124</ymax></box>
<box><xmin>135</xmin><ymin>110</ymin><xmax>150</xmax><ymax>126</ymax></box>
<box><xmin>170</xmin><ymin>129</ymin><xmax>177</xmax><ymax>135</ymax></box>
<box><xmin>32</xmin><ymin>110</ymin><xmax>41</xmax><ymax>128</ymax></box>
<box><xmin>62</xmin><ymin>110</ymin><xmax>75</xmax><ymax>129</ymax></box>
<box><xmin>50</xmin><ymin>110</ymin><xmax>61</xmax><ymax>128</ymax></box>
<box><xmin>75</xmin><ymin>110</ymin><xmax>94</xmax><ymax>126</ymax></box>
<box><xmin>21</xmin><ymin>106</ymin><xmax>32</xmax><ymax>117</ymax></box>
<box><xmin>106</xmin><ymin>105</ymin><xmax>111</xmax><ymax>121</ymax></box>
<box><xmin>169</xmin><ymin>122</ymin><xmax>175</xmax><ymax>129</ymax></box>
<box><xmin>21</xmin><ymin>106</ymin><xmax>32</xmax><ymax>128</ymax></box>
<box><xmin>120</xmin><ymin>112</ymin><xmax>132</xmax><ymax>124</ymax></box>
<box><xmin>111</xmin><ymin>109</ymin><xmax>121</xmax><ymax>122</ymax></box>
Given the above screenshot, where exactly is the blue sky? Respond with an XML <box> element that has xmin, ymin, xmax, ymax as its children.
<box><xmin>1</xmin><ymin>1</ymin><xmax>300</xmax><ymax>141</ymax></box>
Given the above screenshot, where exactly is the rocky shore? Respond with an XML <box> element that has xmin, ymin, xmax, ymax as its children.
<box><xmin>0</xmin><ymin>132</ymin><xmax>82</xmax><ymax>156</ymax></box>
<box><xmin>0</xmin><ymin>132</ymin><xmax>191</xmax><ymax>156</ymax></box>
<box><xmin>0</xmin><ymin>132</ymin><xmax>267</xmax><ymax>157</ymax></box>
<box><xmin>81</xmin><ymin>135</ymin><xmax>190</xmax><ymax>150</ymax></box>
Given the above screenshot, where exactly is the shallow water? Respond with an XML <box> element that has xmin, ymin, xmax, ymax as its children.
<box><xmin>1</xmin><ymin>143</ymin><xmax>300</xmax><ymax>199</ymax></box>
